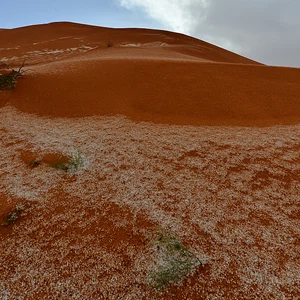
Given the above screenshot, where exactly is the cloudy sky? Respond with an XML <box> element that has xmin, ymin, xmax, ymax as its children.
<box><xmin>1</xmin><ymin>0</ymin><xmax>300</xmax><ymax>67</ymax></box>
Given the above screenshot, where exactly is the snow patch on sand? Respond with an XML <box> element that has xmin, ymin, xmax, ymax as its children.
<box><xmin>120</xmin><ymin>42</ymin><xmax>167</xmax><ymax>48</ymax></box>
<box><xmin>0</xmin><ymin>106</ymin><xmax>299</xmax><ymax>299</ymax></box>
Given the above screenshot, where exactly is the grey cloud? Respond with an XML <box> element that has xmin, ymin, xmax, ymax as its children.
<box><xmin>189</xmin><ymin>0</ymin><xmax>300</xmax><ymax>66</ymax></box>
<box><xmin>119</xmin><ymin>0</ymin><xmax>300</xmax><ymax>67</ymax></box>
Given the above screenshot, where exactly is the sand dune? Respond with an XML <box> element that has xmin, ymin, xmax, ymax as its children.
<box><xmin>0</xmin><ymin>22</ymin><xmax>259</xmax><ymax>65</ymax></box>
<box><xmin>1</xmin><ymin>22</ymin><xmax>300</xmax><ymax>126</ymax></box>
<box><xmin>0</xmin><ymin>22</ymin><xmax>299</xmax><ymax>299</ymax></box>
<box><xmin>6</xmin><ymin>58</ymin><xmax>300</xmax><ymax>126</ymax></box>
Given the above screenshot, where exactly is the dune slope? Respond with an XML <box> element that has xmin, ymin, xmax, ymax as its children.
<box><xmin>1</xmin><ymin>21</ymin><xmax>299</xmax><ymax>126</ymax></box>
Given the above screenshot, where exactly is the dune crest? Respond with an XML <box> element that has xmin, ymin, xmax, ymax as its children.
<box><xmin>1</xmin><ymin>22</ymin><xmax>299</xmax><ymax>126</ymax></box>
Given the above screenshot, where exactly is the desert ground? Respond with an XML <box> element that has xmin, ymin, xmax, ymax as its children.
<box><xmin>0</xmin><ymin>22</ymin><xmax>299</xmax><ymax>299</ymax></box>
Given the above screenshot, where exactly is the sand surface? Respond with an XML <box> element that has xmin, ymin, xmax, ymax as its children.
<box><xmin>0</xmin><ymin>22</ymin><xmax>299</xmax><ymax>299</ymax></box>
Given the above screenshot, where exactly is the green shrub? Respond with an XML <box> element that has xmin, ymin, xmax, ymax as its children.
<box><xmin>29</xmin><ymin>159</ymin><xmax>41</xmax><ymax>168</ymax></box>
<box><xmin>149</xmin><ymin>230</ymin><xmax>202</xmax><ymax>289</ymax></box>
<box><xmin>2</xmin><ymin>205</ymin><xmax>24</xmax><ymax>226</ymax></box>
<box><xmin>49</xmin><ymin>150</ymin><xmax>84</xmax><ymax>172</ymax></box>
<box><xmin>0</xmin><ymin>63</ymin><xmax>26</xmax><ymax>90</ymax></box>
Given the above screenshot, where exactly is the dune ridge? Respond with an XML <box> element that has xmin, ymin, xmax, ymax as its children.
<box><xmin>2</xmin><ymin>22</ymin><xmax>299</xmax><ymax>126</ymax></box>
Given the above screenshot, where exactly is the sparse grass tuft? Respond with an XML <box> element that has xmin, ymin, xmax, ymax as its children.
<box><xmin>2</xmin><ymin>205</ymin><xmax>24</xmax><ymax>226</ymax></box>
<box><xmin>50</xmin><ymin>150</ymin><xmax>84</xmax><ymax>172</ymax></box>
<box><xmin>149</xmin><ymin>230</ymin><xmax>202</xmax><ymax>289</ymax></box>
<box><xmin>29</xmin><ymin>159</ymin><xmax>41</xmax><ymax>168</ymax></box>
<box><xmin>50</xmin><ymin>157</ymin><xmax>71</xmax><ymax>171</ymax></box>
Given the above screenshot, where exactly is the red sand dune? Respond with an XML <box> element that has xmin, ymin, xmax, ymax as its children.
<box><xmin>1</xmin><ymin>21</ymin><xmax>299</xmax><ymax>126</ymax></box>
<box><xmin>0</xmin><ymin>22</ymin><xmax>299</xmax><ymax>299</ymax></box>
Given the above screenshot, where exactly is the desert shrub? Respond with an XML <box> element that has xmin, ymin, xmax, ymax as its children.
<box><xmin>2</xmin><ymin>205</ymin><xmax>24</xmax><ymax>226</ymax></box>
<box><xmin>149</xmin><ymin>230</ymin><xmax>203</xmax><ymax>289</ymax></box>
<box><xmin>0</xmin><ymin>63</ymin><xmax>26</xmax><ymax>90</ymax></box>
<box><xmin>29</xmin><ymin>159</ymin><xmax>41</xmax><ymax>168</ymax></box>
<box><xmin>49</xmin><ymin>150</ymin><xmax>84</xmax><ymax>172</ymax></box>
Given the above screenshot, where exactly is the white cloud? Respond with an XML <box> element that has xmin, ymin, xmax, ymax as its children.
<box><xmin>120</xmin><ymin>0</ymin><xmax>207</xmax><ymax>34</ymax></box>
<box><xmin>118</xmin><ymin>0</ymin><xmax>300</xmax><ymax>67</ymax></box>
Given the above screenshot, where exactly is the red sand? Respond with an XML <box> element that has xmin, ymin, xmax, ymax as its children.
<box><xmin>1</xmin><ymin>21</ymin><xmax>299</xmax><ymax>126</ymax></box>
<box><xmin>0</xmin><ymin>22</ymin><xmax>299</xmax><ymax>299</ymax></box>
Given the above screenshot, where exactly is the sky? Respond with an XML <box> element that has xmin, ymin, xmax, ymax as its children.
<box><xmin>1</xmin><ymin>0</ymin><xmax>300</xmax><ymax>67</ymax></box>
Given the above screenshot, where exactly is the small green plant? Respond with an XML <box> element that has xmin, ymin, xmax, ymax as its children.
<box><xmin>149</xmin><ymin>230</ymin><xmax>201</xmax><ymax>289</ymax></box>
<box><xmin>50</xmin><ymin>157</ymin><xmax>70</xmax><ymax>171</ymax></box>
<box><xmin>2</xmin><ymin>205</ymin><xmax>24</xmax><ymax>226</ymax></box>
<box><xmin>0</xmin><ymin>62</ymin><xmax>26</xmax><ymax>90</ymax></box>
<box><xmin>50</xmin><ymin>150</ymin><xmax>84</xmax><ymax>172</ymax></box>
<box><xmin>29</xmin><ymin>159</ymin><xmax>41</xmax><ymax>168</ymax></box>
